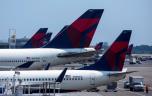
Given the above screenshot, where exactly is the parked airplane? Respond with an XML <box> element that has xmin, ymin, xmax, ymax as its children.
<box><xmin>127</xmin><ymin>44</ymin><xmax>133</xmax><ymax>56</ymax></box>
<box><xmin>22</xmin><ymin>28</ymin><xmax>52</xmax><ymax>48</ymax></box>
<box><xmin>0</xmin><ymin>9</ymin><xmax>103</xmax><ymax>70</ymax></box>
<box><xmin>0</xmin><ymin>30</ymin><xmax>133</xmax><ymax>92</ymax></box>
<box><xmin>22</xmin><ymin>28</ymin><xmax>48</xmax><ymax>48</ymax></box>
<box><xmin>84</xmin><ymin>42</ymin><xmax>103</xmax><ymax>62</ymax></box>
<box><xmin>95</xmin><ymin>42</ymin><xmax>103</xmax><ymax>51</ymax></box>
<box><xmin>41</xmin><ymin>32</ymin><xmax>52</xmax><ymax>47</ymax></box>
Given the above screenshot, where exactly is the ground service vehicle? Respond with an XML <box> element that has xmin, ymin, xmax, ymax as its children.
<box><xmin>129</xmin><ymin>76</ymin><xmax>144</xmax><ymax>91</ymax></box>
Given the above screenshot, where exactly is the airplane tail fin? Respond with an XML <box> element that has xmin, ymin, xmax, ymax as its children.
<box><xmin>44</xmin><ymin>9</ymin><xmax>104</xmax><ymax>48</ymax></box>
<box><xmin>79</xmin><ymin>30</ymin><xmax>132</xmax><ymax>71</ymax></box>
<box><xmin>22</xmin><ymin>28</ymin><xmax>48</xmax><ymax>48</ymax></box>
<box><xmin>42</xmin><ymin>32</ymin><xmax>52</xmax><ymax>46</ymax></box>
<box><xmin>95</xmin><ymin>42</ymin><xmax>103</xmax><ymax>51</ymax></box>
<box><xmin>127</xmin><ymin>44</ymin><xmax>133</xmax><ymax>55</ymax></box>
<box><xmin>43</xmin><ymin>25</ymin><xmax>69</xmax><ymax>48</ymax></box>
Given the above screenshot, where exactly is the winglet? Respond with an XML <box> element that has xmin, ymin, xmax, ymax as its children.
<box><xmin>44</xmin><ymin>63</ymin><xmax>50</xmax><ymax>70</ymax></box>
<box><xmin>16</xmin><ymin>61</ymin><xmax>34</xmax><ymax>69</ymax></box>
<box><xmin>55</xmin><ymin>68</ymin><xmax>68</xmax><ymax>83</ymax></box>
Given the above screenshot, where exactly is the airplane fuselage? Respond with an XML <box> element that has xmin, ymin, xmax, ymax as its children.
<box><xmin>0</xmin><ymin>70</ymin><xmax>125</xmax><ymax>91</ymax></box>
<box><xmin>0</xmin><ymin>48</ymin><xmax>94</xmax><ymax>70</ymax></box>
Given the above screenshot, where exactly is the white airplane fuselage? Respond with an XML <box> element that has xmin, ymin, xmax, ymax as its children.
<box><xmin>0</xmin><ymin>48</ymin><xmax>94</xmax><ymax>70</ymax></box>
<box><xmin>0</xmin><ymin>70</ymin><xmax>125</xmax><ymax>91</ymax></box>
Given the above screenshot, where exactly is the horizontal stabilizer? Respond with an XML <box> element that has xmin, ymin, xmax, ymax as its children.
<box><xmin>108</xmin><ymin>71</ymin><xmax>138</xmax><ymax>77</ymax></box>
<box><xmin>57</xmin><ymin>51</ymin><xmax>96</xmax><ymax>58</ymax></box>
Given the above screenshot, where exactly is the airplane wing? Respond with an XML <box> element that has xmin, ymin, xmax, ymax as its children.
<box><xmin>0</xmin><ymin>61</ymin><xmax>35</xmax><ymax>70</ymax></box>
<box><xmin>0</xmin><ymin>66</ymin><xmax>16</xmax><ymax>69</ymax></box>
<box><xmin>57</xmin><ymin>51</ymin><xmax>96</xmax><ymax>58</ymax></box>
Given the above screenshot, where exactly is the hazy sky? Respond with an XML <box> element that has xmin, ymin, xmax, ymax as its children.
<box><xmin>0</xmin><ymin>0</ymin><xmax>151</xmax><ymax>46</ymax></box>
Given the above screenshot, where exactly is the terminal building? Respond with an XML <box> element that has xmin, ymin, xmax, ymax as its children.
<box><xmin>0</xmin><ymin>37</ymin><xmax>29</xmax><ymax>49</ymax></box>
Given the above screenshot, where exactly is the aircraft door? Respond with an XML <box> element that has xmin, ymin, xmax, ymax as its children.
<box><xmin>41</xmin><ymin>57</ymin><xmax>48</xmax><ymax>68</ymax></box>
<box><xmin>42</xmin><ymin>57</ymin><xmax>47</xmax><ymax>63</ymax></box>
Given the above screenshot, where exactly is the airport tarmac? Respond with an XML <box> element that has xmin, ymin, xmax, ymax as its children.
<box><xmin>17</xmin><ymin>92</ymin><xmax>102</xmax><ymax>96</ymax></box>
<box><xmin>97</xmin><ymin>60</ymin><xmax>152</xmax><ymax>96</ymax></box>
